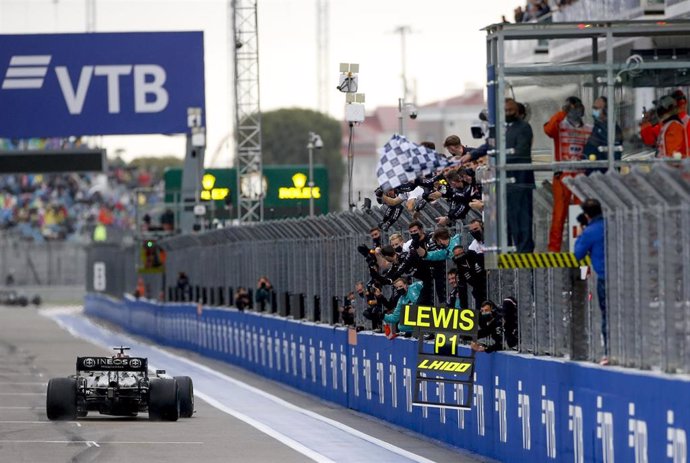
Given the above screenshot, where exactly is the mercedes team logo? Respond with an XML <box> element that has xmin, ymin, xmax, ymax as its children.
<box><xmin>130</xmin><ymin>359</ymin><xmax>141</xmax><ymax>368</ymax></box>
<box><xmin>83</xmin><ymin>358</ymin><xmax>95</xmax><ymax>367</ymax></box>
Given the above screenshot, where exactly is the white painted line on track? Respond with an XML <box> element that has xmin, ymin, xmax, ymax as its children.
<box><xmin>0</xmin><ymin>392</ymin><xmax>45</xmax><ymax>395</ymax></box>
<box><xmin>0</xmin><ymin>421</ymin><xmax>80</xmax><ymax>425</ymax></box>
<box><xmin>0</xmin><ymin>382</ymin><xmax>47</xmax><ymax>386</ymax></box>
<box><xmin>0</xmin><ymin>440</ymin><xmax>204</xmax><ymax>445</ymax></box>
<box><xmin>0</xmin><ymin>406</ymin><xmax>39</xmax><ymax>409</ymax></box>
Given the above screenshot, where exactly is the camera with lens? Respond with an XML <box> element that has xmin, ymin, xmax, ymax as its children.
<box><xmin>409</xmin><ymin>110</ymin><xmax>418</xmax><ymax>120</ymax></box>
<box><xmin>357</xmin><ymin>244</ymin><xmax>378</xmax><ymax>269</ymax></box>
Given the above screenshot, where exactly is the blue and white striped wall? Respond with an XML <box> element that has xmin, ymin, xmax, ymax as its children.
<box><xmin>85</xmin><ymin>294</ymin><xmax>690</xmax><ymax>463</ymax></box>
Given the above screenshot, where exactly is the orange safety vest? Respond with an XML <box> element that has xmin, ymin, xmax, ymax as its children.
<box><xmin>544</xmin><ymin>111</ymin><xmax>592</xmax><ymax>171</ymax></box>
<box><xmin>657</xmin><ymin>118</ymin><xmax>688</xmax><ymax>158</ymax></box>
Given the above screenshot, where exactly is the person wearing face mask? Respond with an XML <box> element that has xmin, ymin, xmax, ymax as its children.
<box><xmin>505</xmin><ymin>98</ymin><xmax>535</xmax><ymax>253</ymax></box>
<box><xmin>583</xmin><ymin>96</ymin><xmax>623</xmax><ymax>175</ymax></box>
<box><xmin>383</xmin><ymin>277</ymin><xmax>423</xmax><ymax>336</ymax></box>
<box><xmin>544</xmin><ymin>96</ymin><xmax>593</xmax><ymax>252</ymax></box>
<box><xmin>470</xmin><ymin>301</ymin><xmax>505</xmax><ymax>353</ymax></box>
<box><xmin>467</xmin><ymin>219</ymin><xmax>486</xmax><ymax>254</ymax></box>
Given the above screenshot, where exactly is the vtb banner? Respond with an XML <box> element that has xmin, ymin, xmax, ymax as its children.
<box><xmin>0</xmin><ymin>32</ymin><xmax>205</xmax><ymax>137</ymax></box>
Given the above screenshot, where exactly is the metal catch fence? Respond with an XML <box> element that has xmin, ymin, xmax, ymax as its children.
<box><xmin>85</xmin><ymin>163</ymin><xmax>690</xmax><ymax>371</ymax></box>
<box><xmin>0</xmin><ymin>238</ymin><xmax>86</xmax><ymax>286</ymax></box>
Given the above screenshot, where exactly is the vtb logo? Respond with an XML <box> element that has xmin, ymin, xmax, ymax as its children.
<box><xmin>2</xmin><ymin>54</ymin><xmax>169</xmax><ymax>115</ymax></box>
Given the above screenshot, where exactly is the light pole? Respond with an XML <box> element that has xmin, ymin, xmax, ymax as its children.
<box><xmin>307</xmin><ymin>132</ymin><xmax>323</xmax><ymax>217</ymax></box>
<box><xmin>397</xmin><ymin>97</ymin><xmax>418</xmax><ymax>136</ymax></box>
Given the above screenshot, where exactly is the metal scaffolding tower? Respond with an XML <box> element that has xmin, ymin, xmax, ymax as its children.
<box><xmin>232</xmin><ymin>0</ymin><xmax>264</xmax><ymax>222</ymax></box>
<box><xmin>316</xmin><ymin>0</ymin><xmax>329</xmax><ymax>114</ymax></box>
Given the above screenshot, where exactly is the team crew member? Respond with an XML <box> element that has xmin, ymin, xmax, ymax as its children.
<box><xmin>544</xmin><ymin>96</ymin><xmax>592</xmax><ymax>252</ymax></box>
<box><xmin>383</xmin><ymin>278</ymin><xmax>422</xmax><ymax>336</ymax></box>
<box><xmin>655</xmin><ymin>95</ymin><xmax>688</xmax><ymax>159</ymax></box>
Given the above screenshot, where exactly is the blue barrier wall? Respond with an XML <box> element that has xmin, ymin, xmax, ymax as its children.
<box><xmin>85</xmin><ymin>294</ymin><xmax>690</xmax><ymax>463</ymax></box>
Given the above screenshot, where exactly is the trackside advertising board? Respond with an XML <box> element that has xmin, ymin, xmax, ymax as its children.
<box><xmin>86</xmin><ymin>294</ymin><xmax>690</xmax><ymax>463</ymax></box>
<box><xmin>0</xmin><ymin>32</ymin><xmax>205</xmax><ymax>137</ymax></box>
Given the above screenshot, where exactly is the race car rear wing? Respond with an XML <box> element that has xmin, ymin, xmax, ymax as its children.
<box><xmin>76</xmin><ymin>357</ymin><xmax>148</xmax><ymax>372</ymax></box>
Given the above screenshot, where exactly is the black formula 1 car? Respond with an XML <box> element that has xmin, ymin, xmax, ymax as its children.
<box><xmin>46</xmin><ymin>347</ymin><xmax>194</xmax><ymax>421</ymax></box>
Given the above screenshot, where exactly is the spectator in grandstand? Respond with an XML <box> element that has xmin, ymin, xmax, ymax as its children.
<box><xmin>234</xmin><ymin>287</ymin><xmax>251</xmax><ymax>311</ymax></box>
<box><xmin>544</xmin><ymin>96</ymin><xmax>592</xmax><ymax>252</ymax></box>
<box><xmin>514</xmin><ymin>5</ymin><xmax>524</xmax><ymax>22</ymax></box>
<box><xmin>573</xmin><ymin>198</ymin><xmax>608</xmax><ymax>365</ymax></box>
<box><xmin>255</xmin><ymin>276</ymin><xmax>273</xmax><ymax>311</ymax></box>
<box><xmin>522</xmin><ymin>0</ymin><xmax>551</xmax><ymax>22</ymax></box>
<box><xmin>505</xmin><ymin>98</ymin><xmax>535</xmax><ymax>252</ymax></box>
<box><xmin>583</xmin><ymin>96</ymin><xmax>623</xmax><ymax>174</ymax></box>
<box><xmin>383</xmin><ymin>277</ymin><xmax>422</xmax><ymax>337</ymax></box>
<box><xmin>655</xmin><ymin>95</ymin><xmax>688</xmax><ymax>159</ymax></box>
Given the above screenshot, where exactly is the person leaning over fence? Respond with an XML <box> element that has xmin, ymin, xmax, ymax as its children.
<box><xmin>383</xmin><ymin>277</ymin><xmax>422</xmax><ymax>339</ymax></box>
<box><xmin>573</xmin><ymin>198</ymin><xmax>609</xmax><ymax>366</ymax></box>
<box><xmin>471</xmin><ymin>297</ymin><xmax>519</xmax><ymax>353</ymax></box>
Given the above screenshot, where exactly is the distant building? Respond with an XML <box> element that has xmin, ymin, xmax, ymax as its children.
<box><xmin>340</xmin><ymin>88</ymin><xmax>485</xmax><ymax>210</ymax></box>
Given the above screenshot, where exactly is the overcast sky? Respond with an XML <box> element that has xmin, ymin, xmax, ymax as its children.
<box><xmin>0</xmin><ymin>0</ymin><xmax>519</xmax><ymax>164</ymax></box>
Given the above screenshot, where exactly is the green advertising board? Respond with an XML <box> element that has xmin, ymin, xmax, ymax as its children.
<box><xmin>164</xmin><ymin>165</ymin><xmax>329</xmax><ymax>220</ymax></box>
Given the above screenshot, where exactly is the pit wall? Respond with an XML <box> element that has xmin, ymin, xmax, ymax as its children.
<box><xmin>85</xmin><ymin>294</ymin><xmax>690</xmax><ymax>463</ymax></box>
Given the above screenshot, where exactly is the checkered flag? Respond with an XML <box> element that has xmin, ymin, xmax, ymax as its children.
<box><xmin>376</xmin><ymin>134</ymin><xmax>449</xmax><ymax>190</ymax></box>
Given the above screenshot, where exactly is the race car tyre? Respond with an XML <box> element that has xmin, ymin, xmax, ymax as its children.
<box><xmin>174</xmin><ymin>376</ymin><xmax>194</xmax><ymax>418</ymax></box>
<box><xmin>149</xmin><ymin>378</ymin><xmax>179</xmax><ymax>421</ymax></box>
<box><xmin>46</xmin><ymin>377</ymin><xmax>77</xmax><ymax>421</ymax></box>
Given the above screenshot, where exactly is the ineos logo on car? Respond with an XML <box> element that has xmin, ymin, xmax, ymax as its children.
<box><xmin>83</xmin><ymin>358</ymin><xmax>95</xmax><ymax>368</ymax></box>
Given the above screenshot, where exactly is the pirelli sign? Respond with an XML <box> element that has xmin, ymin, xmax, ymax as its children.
<box><xmin>403</xmin><ymin>304</ymin><xmax>478</xmax><ymax>410</ymax></box>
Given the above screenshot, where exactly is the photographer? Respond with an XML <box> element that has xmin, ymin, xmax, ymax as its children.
<box><xmin>362</xmin><ymin>282</ymin><xmax>392</xmax><ymax>331</ymax></box>
<box><xmin>339</xmin><ymin>292</ymin><xmax>356</xmax><ymax>326</ymax></box>
<box><xmin>255</xmin><ymin>276</ymin><xmax>273</xmax><ymax>311</ymax></box>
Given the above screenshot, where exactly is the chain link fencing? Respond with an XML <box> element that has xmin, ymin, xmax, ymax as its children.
<box><xmin>0</xmin><ymin>238</ymin><xmax>86</xmax><ymax>286</ymax></box>
<box><xmin>85</xmin><ymin>162</ymin><xmax>690</xmax><ymax>371</ymax></box>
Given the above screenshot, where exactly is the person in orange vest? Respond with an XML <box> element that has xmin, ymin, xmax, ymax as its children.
<box><xmin>543</xmin><ymin>96</ymin><xmax>592</xmax><ymax>252</ymax></box>
<box><xmin>655</xmin><ymin>95</ymin><xmax>688</xmax><ymax>159</ymax></box>
<box><xmin>640</xmin><ymin>103</ymin><xmax>660</xmax><ymax>148</ymax></box>
<box><xmin>670</xmin><ymin>89</ymin><xmax>690</xmax><ymax>147</ymax></box>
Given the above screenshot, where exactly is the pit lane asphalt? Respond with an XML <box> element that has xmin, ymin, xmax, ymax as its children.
<box><xmin>0</xmin><ymin>305</ymin><xmax>494</xmax><ymax>463</ymax></box>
